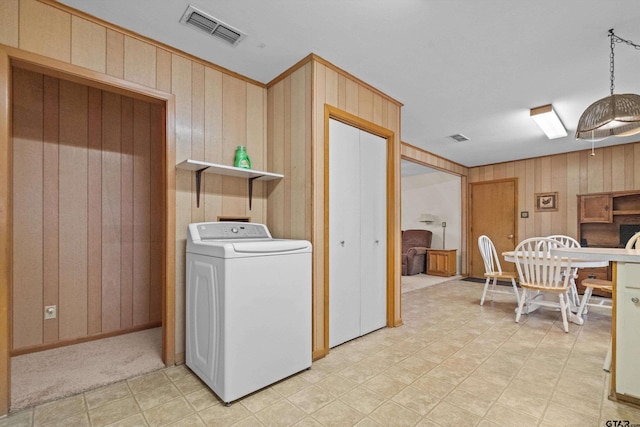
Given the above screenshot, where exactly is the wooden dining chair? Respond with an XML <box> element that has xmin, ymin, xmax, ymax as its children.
<box><xmin>514</xmin><ymin>237</ymin><xmax>573</xmax><ymax>332</ymax></box>
<box><xmin>477</xmin><ymin>235</ymin><xmax>520</xmax><ymax>306</ymax></box>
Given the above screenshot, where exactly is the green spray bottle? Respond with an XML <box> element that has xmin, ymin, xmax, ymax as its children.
<box><xmin>234</xmin><ymin>145</ymin><xmax>252</xmax><ymax>169</ymax></box>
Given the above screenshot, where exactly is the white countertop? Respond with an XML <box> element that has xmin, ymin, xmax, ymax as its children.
<box><xmin>551</xmin><ymin>247</ymin><xmax>640</xmax><ymax>263</ymax></box>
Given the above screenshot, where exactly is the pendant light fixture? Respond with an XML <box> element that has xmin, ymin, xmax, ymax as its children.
<box><xmin>576</xmin><ymin>29</ymin><xmax>640</xmax><ymax>140</ymax></box>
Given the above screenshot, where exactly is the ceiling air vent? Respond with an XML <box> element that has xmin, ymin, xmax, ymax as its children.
<box><xmin>448</xmin><ymin>134</ymin><xmax>470</xmax><ymax>143</ymax></box>
<box><xmin>180</xmin><ymin>5</ymin><xmax>246</xmax><ymax>46</ymax></box>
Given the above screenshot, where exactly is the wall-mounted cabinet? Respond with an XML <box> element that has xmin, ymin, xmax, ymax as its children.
<box><xmin>579</xmin><ymin>194</ymin><xmax>613</xmax><ymax>223</ymax></box>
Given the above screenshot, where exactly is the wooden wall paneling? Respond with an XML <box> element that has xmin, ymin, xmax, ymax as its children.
<box><xmin>12</xmin><ymin>68</ymin><xmax>44</xmax><ymax>349</ymax></box>
<box><xmin>42</xmin><ymin>75</ymin><xmax>59</xmax><ymax>343</ymax></box>
<box><xmin>19</xmin><ymin>0</ymin><xmax>71</xmax><ymax>63</ymax></box>
<box><xmin>123</xmin><ymin>36</ymin><xmax>156</xmax><ymax>89</ymax></box>
<box><xmin>551</xmin><ymin>154</ymin><xmax>568</xmax><ymax>235</ymax></box>
<box><xmin>372</xmin><ymin>93</ymin><xmax>383</xmax><ymax>126</ymax></box>
<box><xmin>58</xmin><ymin>79</ymin><xmax>88</xmax><ymax>340</ymax></box>
<box><xmin>171</xmin><ymin>53</ymin><xmax>192</xmax><ymax>355</ymax></box>
<box><xmin>120</xmin><ymin>96</ymin><xmax>134</xmax><ymax>329</ymax></box>
<box><xmin>71</xmin><ymin>16</ymin><xmax>106</xmax><ymax>73</ymax></box>
<box><xmin>190</xmin><ymin>62</ymin><xmax>205</xmax><ymax>223</ymax></box>
<box><xmin>0</xmin><ymin>0</ymin><xmax>19</xmax><ymax>47</ymax></box>
<box><xmin>358</xmin><ymin>85</ymin><xmax>373</xmax><ymax>122</ymax></box>
<box><xmin>304</xmin><ymin>64</ymin><xmax>313</xmax><ymax>239</ymax></box>
<box><xmin>221</xmin><ymin>75</ymin><xmax>247</xmax><ymax>215</ymax></box>
<box><xmin>282</xmin><ymin>75</ymin><xmax>292</xmax><ymax>236</ymax></box>
<box><xmin>566</xmin><ymin>152</ymin><xmax>581</xmax><ymax>239</ymax></box>
<box><xmin>203</xmin><ymin>67</ymin><xmax>223</xmax><ymax>220</ymax></box>
<box><xmin>132</xmin><ymin>99</ymin><xmax>151</xmax><ymax>326</ymax></box>
<box><xmin>624</xmin><ymin>144</ymin><xmax>634</xmax><ymax>190</ymax></box>
<box><xmin>612</xmin><ymin>145</ymin><xmax>626</xmax><ymax>191</ymax></box>
<box><xmin>324</xmin><ymin>67</ymin><xmax>338</xmax><ymax>107</ymax></box>
<box><xmin>246</xmin><ymin>82</ymin><xmax>266</xmax><ymax>224</ymax></box>
<box><xmin>578</xmin><ymin>150</ymin><xmax>589</xmax><ymax>194</ymax></box>
<box><xmin>345</xmin><ymin>78</ymin><xmax>358</xmax><ymax>115</ymax></box>
<box><xmin>102</xmin><ymin>91</ymin><xmax>122</xmax><ymax>332</ymax></box>
<box><xmin>603</xmin><ymin>147</ymin><xmax>613</xmax><ymax>192</ymax></box>
<box><xmin>524</xmin><ymin>159</ymin><xmax>536</xmax><ymax>240</ymax></box>
<box><xmin>587</xmin><ymin>150</ymin><xmax>604</xmax><ymax>193</ymax></box>
<box><xmin>149</xmin><ymin>103</ymin><xmax>163</xmax><ymax>323</ymax></box>
<box><xmin>106</xmin><ymin>30</ymin><xmax>124</xmax><ymax>79</ymax></box>
<box><xmin>155</xmin><ymin>48</ymin><xmax>171</xmax><ymax>93</ymax></box>
<box><xmin>337</xmin><ymin>74</ymin><xmax>346</xmax><ymax>111</ymax></box>
<box><xmin>87</xmin><ymin>87</ymin><xmax>103</xmax><ymax>335</ymax></box>
<box><xmin>289</xmin><ymin>66</ymin><xmax>309</xmax><ymax>238</ymax></box>
<box><xmin>267</xmin><ymin>79</ymin><xmax>286</xmax><ymax>235</ymax></box>
<box><xmin>494</xmin><ymin>163</ymin><xmax>506</xmax><ymax>180</ymax></box>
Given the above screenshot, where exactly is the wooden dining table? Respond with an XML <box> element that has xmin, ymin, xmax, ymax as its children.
<box><xmin>502</xmin><ymin>250</ymin><xmax>609</xmax><ymax>325</ymax></box>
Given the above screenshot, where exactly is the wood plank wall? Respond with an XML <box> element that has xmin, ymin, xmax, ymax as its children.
<box><xmin>267</xmin><ymin>55</ymin><xmax>403</xmax><ymax>358</ymax></box>
<box><xmin>0</xmin><ymin>0</ymin><xmax>268</xmax><ymax>358</ymax></box>
<box><xmin>11</xmin><ymin>67</ymin><xmax>163</xmax><ymax>352</ymax></box>
<box><xmin>468</xmin><ymin>143</ymin><xmax>640</xmax><ymax>243</ymax></box>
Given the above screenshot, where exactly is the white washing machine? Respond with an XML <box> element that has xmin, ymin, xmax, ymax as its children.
<box><xmin>186</xmin><ymin>222</ymin><xmax>312</xmax><ymax>404</ymax></box>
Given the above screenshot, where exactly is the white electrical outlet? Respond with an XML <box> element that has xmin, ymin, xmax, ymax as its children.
<box><xmin>44</xmin><ymin>305</ymin><xmax>57</xmax><ymax>320</ymax></box>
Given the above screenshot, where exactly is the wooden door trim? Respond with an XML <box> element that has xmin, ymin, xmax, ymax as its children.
<box><xmin>467</xmin><ymin>178</ymin><xmax>518</xmax><ymax>277</ymax></box>
<box><xmin>323</xmin><ymin>105</ymin><xmax>399</xmax><ymax>355</ymax></box>
<box><xmin>0</xmin><ymin>44</ymin><xmax>176</xmax><ymax>416</ymax></box>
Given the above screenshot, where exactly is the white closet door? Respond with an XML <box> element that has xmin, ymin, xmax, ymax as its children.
<box><xmin>329</xmin><ymin>119</ymin><xmax>387</xmax><ymax>348</ymax></box>
<box><xmin>329</xmin><ymin>119</ymin><xmax>362</xmax><ymax>348</ymax></box>
<box><xmin>359</xmin><ymin>130</ymin><xmax>387</xmax><ymax>335</ymax></box>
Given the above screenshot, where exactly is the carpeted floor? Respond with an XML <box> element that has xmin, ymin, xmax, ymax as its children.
<box><xmin>11</xmin><ymin>327</ymin><xmax>164</xmax><ymax>411</ymax></box>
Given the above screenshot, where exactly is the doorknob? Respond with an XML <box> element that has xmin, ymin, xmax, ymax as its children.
<box><xmin>340</xmin><ymin>241</ymin><xmax>345</xmax><ymax>247</ymax></box>
<box><xmin>507</xmin><ymin>234</ymin><xmax>514</xmax><ymax>239</ymax></box>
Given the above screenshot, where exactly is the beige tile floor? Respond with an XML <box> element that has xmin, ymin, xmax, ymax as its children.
<box><xmin>2</xmin><ymin>279</ymin><xmax>640</xmax><ymax>427</ymax></box>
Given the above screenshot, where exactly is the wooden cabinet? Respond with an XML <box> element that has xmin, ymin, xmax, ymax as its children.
<box><xmin>577</xmin><ymin>191</ymin><xmax>640</xmax><ymax>297</ymax></box>
<box><xmin>426</xmin><ymin>249</ymin><xmax>457</xmax><ymax>277</ymax></box>
<box><xmin>579</xmin><ymin>194</ymin><xmax>612</xmax><ymax>223</ymax></box>
<box><xmin>578</xmin><ymin>191</ymin><xmax>640</xmax><ymax>248</ymax></box>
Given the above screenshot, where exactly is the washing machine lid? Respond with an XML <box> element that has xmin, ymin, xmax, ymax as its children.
<box><xmin>187</xmin><ymin>222</ymin><xmax>312</xmax><ymax>257</ymax></box>
<box><xmin>232</xmin><ymin>239</ymin><xmax>310</xmax><ymax>253</ymax></box>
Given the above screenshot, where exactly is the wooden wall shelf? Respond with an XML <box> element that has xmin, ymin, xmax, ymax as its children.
<box><xmin>176</xmin><ymin>159</ymin><xmax>284</xmax><ymax>209</ymax></box>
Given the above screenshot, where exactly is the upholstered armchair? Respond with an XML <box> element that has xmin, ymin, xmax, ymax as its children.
<box><xmin>401</xmin><ymin>229</ymin><xmax>433</xmax><ymax>276</ymax></box>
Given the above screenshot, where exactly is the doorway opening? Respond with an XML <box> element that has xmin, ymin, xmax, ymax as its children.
<box><xmin>0</xmin><ymin>47</ymin><xmax>176</xmax><ymax>414</ymax></box>
<box><xmin>400</xmin><ymin>159</ymin><xmax>462</xmax><ymax>292</ymax></box>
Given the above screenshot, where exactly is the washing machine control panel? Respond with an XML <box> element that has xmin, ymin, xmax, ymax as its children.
<box><xmin>195</xmin><ymin>222</ymin><xmax>272</xmax><ymax>240</ymax></box>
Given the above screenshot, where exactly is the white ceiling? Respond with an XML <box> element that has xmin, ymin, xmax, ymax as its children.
<box><xmin>57</xmin><ymin>0</ymin><xmax>640</xmax><ymax>167</ymax></box>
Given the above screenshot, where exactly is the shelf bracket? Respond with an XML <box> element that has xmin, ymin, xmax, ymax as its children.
<box><xmin>248</xmin><ymin>176</ymin><xmax>264</xmax><ymax>210</ymax></box>
<box><xmin>195</xmin><ymin>167</ymin><xmax>209</xmax><ymax>208</ymax></box>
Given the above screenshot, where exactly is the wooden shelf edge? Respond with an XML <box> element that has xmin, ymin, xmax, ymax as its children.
<box><xmin>613</xmin><ymin>210</ymin><xmax>640</xmax><ymax>216</ymax></box>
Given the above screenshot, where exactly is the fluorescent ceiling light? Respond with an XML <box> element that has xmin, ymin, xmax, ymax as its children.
<box><xmin>530</xmin><ymin>104</ymin><xmax>567</xmax><ymax>139</ymax></box>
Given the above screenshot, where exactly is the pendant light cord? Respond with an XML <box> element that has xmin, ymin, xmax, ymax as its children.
<box><xmin>609</xmin><ymin>29</ymin><xmax>640</xmax><ymax>95</ymax></box>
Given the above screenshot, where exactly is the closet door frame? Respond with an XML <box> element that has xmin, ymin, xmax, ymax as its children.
<box><xmin>323</xmin><ymin>105</ymin><xmax>398</xmax><ymax>352</ymax></box>
<box><xmin>0</xmin><ymin>45</ymin><xmax>176</xmax><ymax>415</ymax></box>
